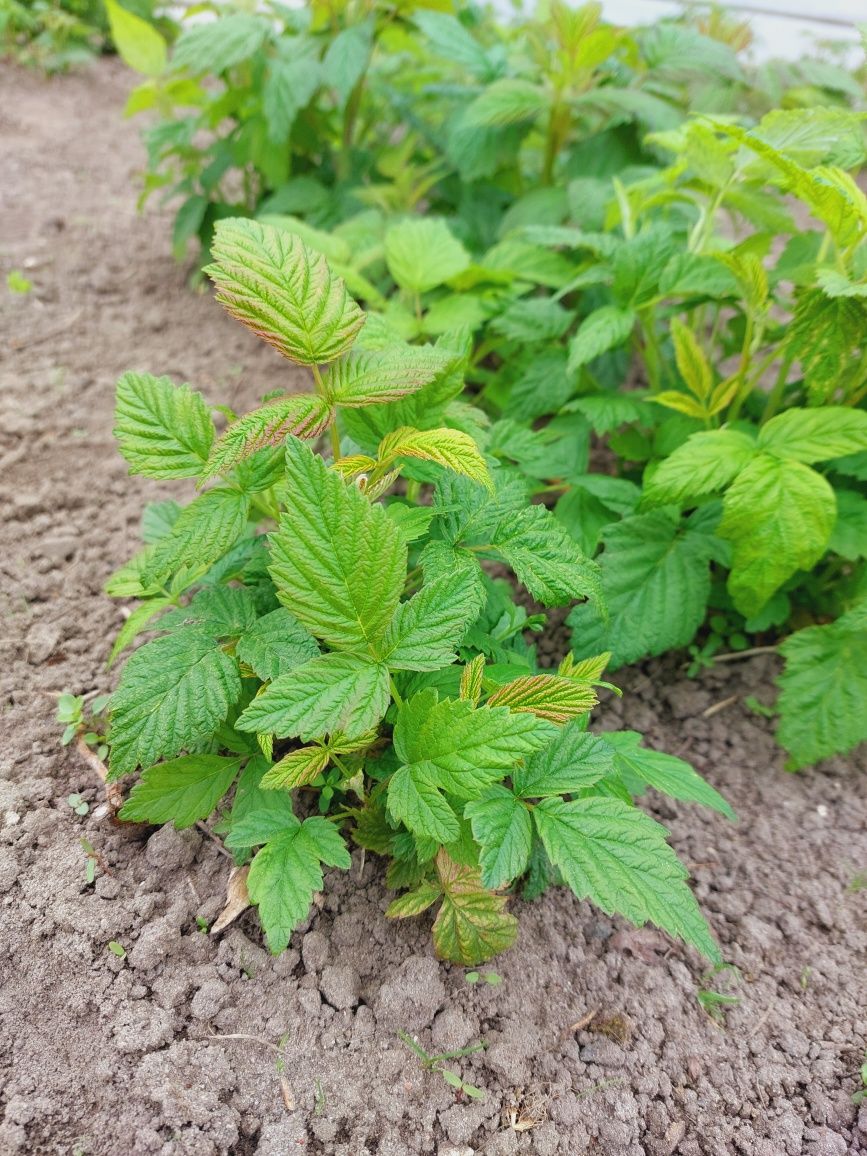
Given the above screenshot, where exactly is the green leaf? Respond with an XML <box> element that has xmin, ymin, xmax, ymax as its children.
<box><xmin>105</xmin><ymin>0</ymin><xmax>167</xmax><ymax>75</ymax></box>
<box><xmin>829</xmin><ymin>490</ymin><xmax>867</xmax><ymax>561</ymax></box>
<box><xmin>464</xmin><ymin>786</ymin><xmax>532</xmax><ymax>890</ymax></box>
<box><xmin>491</xmin><ymin>298</ymin><xmax>575</xmax><ymax>344</ymax></box>
<box><xmin>719</xmin><ymin>453</ymin><xmax>836</xmax><ymax>617</ymax></box>
<box><xmin>260</xmin><ymin>746</ymin><xmax>330</xmax><ymax>791</ymax></box>
<box><xmin>144</xmin><ymin>488</ymin><xmax>250</xmax><ymax>584</ymax></box>
<box><xmin>221</xmin><ymin>757</ymin><xmax>298</xmax><ymax>849</ymax></box>
<box><xmin>431</xmin><ymin>851</ymin><xmax>518</xmax><ymax>965</ymax></box>
<box><xmin>670</xmin><ymin>318</ymin><xmax>712</xmax><ymax>401</ymax></box>
<box><xmin>237</xmin><ymin>653</ymin><xmax>389</xmax><ymax>742</ymax></box>
<box><xmin>606</xmin><ymin>732</ymin><xmax>735</xmax><ymax>819</ymax></box>
<box><xmin>324</xmin><ymin>345</ymin><xmax>452</xmax><ymax>408</ymax></box>
<box><xmin>385</xmin><ymin>218</ymin><xmax>471</xmax><ymax>295</ymax></box>
<box><xmin>643</xmin><ymin>429</ymin><xmax>757</xmax><ymax>507</ymax></box>
<box><xmin>119</xmin><ymin>755</ymin><xmax>241</xmax><ymax>828</ymax></box>
<box><xmin>263</xmin><ymin>54</ymin><xmax>320</xmax><ymax>141</ymax></box>
<box><xmin>269</xmin><ymin>438</ymin><xmax>406</xmax><ymax>651</ymax></box>
<box><xmin>492</xmin><ymin>502</ymin><xmax>603</xmax><ymax>609</ymax></box>
<box><xmin>394</xmin><ymin>690</ymin><xmax>553</xmax><ymax>802</ymax></box>
<box><xmin>377</xmin><ymin>426</ymin><xmax>492</xmax><ymax>491</ymax></box>
<box><xmin>533</xmin><ymin>797</ymin><xmax>719</xmax><ymax>961</ymax></box>
<box><xmin>322</xmin><ymin>21</ymin><xmax>371</xmax><ymax>105</ymax></box>
<box><xmin>171</xmin><ymin>14</ymin><xmax>269</xmax><ymax>74</ymax></box>
<box><xmin>757</xmin><ymin>407</ymin><xmax>867</xmax><ymax>464</ymax></box>
<box><xmin>777</xmin><ymin>603</ymin><xmax>867</xmax><ymax>769</ymax></box>
<box><xmin>486</xmin><ymin>674</ymin><xmax>597</xmax><ymax>723</ymax></box>
<box><xmin>156</xmin><ymin>586</ymin><xmax>257</xmax><ymax>638</ymax></box>
<box><xmin>236</xmin><ymin>608</ymin><xmax>320</xmax><ymax>682</ymax></box>
<box><xmin>387</xmin><ymin>763</ymin><xmax>461</xmax><ymax>844</ymax></box>
<box><xmin>568</xmin><ymin>307</ymin><xmax>636</xmax><ymax>374</ymax></box>
<box><xmin>109</xmin><ymin>629</ymin><xmax>242</xmax><ymax>777</ymax></box>
<box><xmin>512</xmin><ymin>725</ymin><xmax>615</xmax><ymax>798</ymax></box>
<box><xmin>115</xmin><ymin>373</ymin><xmax>214</xmax><ymax>480</ymax></box>
<box><xmin>248</xmin><ymin>817</ymin><xmax>350</xmax><ymax>953</ymax></box>
<box><xmin>386</xmin><ymin>879</ymin><xmax>443</xmax><ymax>919</ymax></box>
<box><xmin>463</xmin><ymin>79</ymin><xmax>548</xmax><ymax>128</ymax></box>
<box><xmin>377</xmin><ymin>572</ymin><xmax>483</xmax><ymax>672</ymax></box>
<box><xmin>206</xmin><ymin>219</ymin><xmax>365</xmax><ymax>366</ymax></box>
<box><xmin>568</xmin><ymin>511</ymin><xmax>714</xmax><ymax>668</ymax></box>
<box><xmin>202</xmin><ymin>394</ymin><xmax>332</xmax><ymax>479</ymax></box>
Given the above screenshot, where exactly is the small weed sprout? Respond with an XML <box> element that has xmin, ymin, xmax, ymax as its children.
<box><xmin>398</xmin><ymin>1029</ymin><xmax>486</xmax><ymax>1100</ymax></box>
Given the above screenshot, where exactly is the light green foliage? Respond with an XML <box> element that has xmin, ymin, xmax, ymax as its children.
<box><xmin>385</xmin><ymin>218</ymin><xmax>471</xmax><ymax>295</ymax></box>
<box><xmin>777</xmin><ymin>603</ymin><xmax>867</xmax><ymax>769</ymax></box>
<box><xmin>98</xmin><ymin>218</ymin><xmax>725</xmax><ymax>965</ymax></box>
<box><xmin>105</xmin><ymin>0</ymin><xmax>165</xmax><ymax>75</ymax></box>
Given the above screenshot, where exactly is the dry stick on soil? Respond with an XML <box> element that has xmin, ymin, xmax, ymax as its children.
<box><xmin>701</xmin><ymin>694</ymin><xmax>740</xmax><ymax>719</ymax></box>
<box><xmin>210</xmin><ymin>1030</ymin><xmax>295</xmax><ymax>1111</ymax></box>
<box><xmin>565</xmin><ymin>1007</ymin><xmax>600</xmax><ymax>1035</ymax></box>
<box><xmin>195</xmin><ymin>820</ymin><xmax>234</xmax><ymax>859</ymax></box>
<box><xmin>75</xmin><ymin>735</ymin><xmax>123</xmax><ymax>812</ymax></box>
<box><xmin>712</xmin><ymin>645</ymin><xmax>780</xmax><ymax>663</ymax></box>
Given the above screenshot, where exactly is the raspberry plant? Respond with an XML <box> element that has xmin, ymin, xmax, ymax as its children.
<box><xmin>105</xmin><ymin>219</ymin><xmax>731</xmax><ymax>964</ymax></box>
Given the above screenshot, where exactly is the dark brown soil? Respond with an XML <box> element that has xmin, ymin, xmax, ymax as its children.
<box><xmin>1</xmin><ymin>59</ymin><xmax>866</xmax><ymax>1156</ymax></box>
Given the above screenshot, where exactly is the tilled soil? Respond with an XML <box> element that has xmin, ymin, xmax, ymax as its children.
<box><xmin>1</xmin><ymin>59</ymin><xmax>866</xmax><ymax>1156</ymax></box>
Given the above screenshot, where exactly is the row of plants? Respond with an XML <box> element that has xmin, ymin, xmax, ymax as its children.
<box><xmin>65</xmin><ymin>3</ymin><xmax>867</xmax><ymax>962</ymax></box>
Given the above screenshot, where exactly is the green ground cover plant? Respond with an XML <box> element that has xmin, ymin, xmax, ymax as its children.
<box><xmin>114</xmin><ymin>0</ymin><xmax>862</xmax><ymax>261</ymax></box>
<box><xmin>102</xmin><ymin>218</ymin><xmax>734</xmax><ymax>963</ymax></box>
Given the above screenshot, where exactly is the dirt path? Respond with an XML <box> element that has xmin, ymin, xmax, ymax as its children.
<box><xmin>1</xmin><ymin>59</ymin><xmax>865</xmax><ymax>1156</ymax></box>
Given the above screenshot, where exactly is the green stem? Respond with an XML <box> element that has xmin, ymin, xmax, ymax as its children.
<box><xmin>727</xmin><ymin>315</ymin><xmax>756</xmax><ymax>423</ymax></box>
<box><xmin>389</xmin><ymin>677</ymin><xmax>404</xmax><ymax>709</ymax></box>
<box><xmin>760</xmin><ymin>352</ymin><xmax>795</xmax><ymax>425</ymax></box>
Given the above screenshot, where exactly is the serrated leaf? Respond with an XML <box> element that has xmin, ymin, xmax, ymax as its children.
<box><xmin>119</xmin><ymin>755</ymin><xmax>241</xmax><ymax>828</ymax></box>
<box><xmin>236</xmin><ymin>608</ymin><xmax>320</xmax><ymax>682</ymax></box>
<box><xmin>378</xmin><ymin>426</ymin><xmax>492</xmax><ymax>490</ymax></box>
<box><xmin>115</xmin><ymin>373</ymin><xmax>214</xmax><ymax>479</ymax></box>
<box><xmin>387</xmin><ymin>763</ymin><xmax>460</xmax><ymax>844</ymax></box>
<box><xmin>463</xmin><ymin>78</ymin><xmax>548</xmax><ymax>128</ymax></box>
<box><xmin>460</xmin><ymin>654</ymin><xmax>486</xmax><ymax>707</ymax></box>
<box><xmin>206</xmin><ymin>219</ymin><xmax>364</xmax><ymax>366</ymax></box>
<box><xmin>394</xmin><ymin>690</ymin><xmax>553</xmax><ymax>802</ymax></box>
<box><xmin>171</xmin><ymin>13</ymin><xmax>269</xmax><ymax>74</ymax></box>
<box><xmin>202</xmin><ymin>394</ymin><xmax>332</xmax><ymax>479</ymax></box>
<box><xmin>491</xmin><ymin>298</ymin><xmax>575</xmax><ymax>344</ymax></box>
<box><xmin>237</xmin><ymin>653</ymin><xmax>389</xmax><ymax>742</ymax></box>
<box><xmin>323</xmin><ymin>21</ymin><xmax>371</xmax><ymax>104</ymax></box>
<box><xmin>323</xmin><ymin>345</ymin><xmax>452</xmax><ymax>407</ymax></box>
<box><xmin>487</xmin><ymin>675</ymin><xmax>597</xmax><ymax>722</ymax></box>
<box><xmin>777</xmin><ymin>603</ymin><xmax>867</xmax><ymax>769</ymax></box>
<box><xmin>512</xmin><ymin>725</ymin><xmax>615</xmax><ymax>798</ymax></box>
<box><xmin>377</xmin><ymin>572</ymin><xmax>483</xmax><ymax>672</ymax></box>
<box><xmin>719</xmin><ymin>453</ymin><xmax>835</xmax><ymax>617</ymax></box>
<box><xmin>108</xmin><ymin>599</ymin><xmax>171</xmax><ymax>665</ymax></box>
<box><xmin>533</xmin><ymin>797</ymin><xmax>719</xmax><ymax>961</ymax></box>
<box><xmin>464</xmin><ymin>786</ymin><xmax>532</xmax><ymax>890</ymax></box>
<box><xmin>670</xmin><ymin>318</ymin><xmax>712</xmax><ymax>401</ymax></box>
<box><xmin>218</xmin><ymin>757</ymin><xmax>297</xmax><ymax>847</ymax></box>
<box><xmin>567</xmin><ymin>307</ymin><xmax>636</xmax><ymax>373</ymax></box>
<box><xmin>431</xmin><ymin>850</ymin><xmax>518</xmax><ymax>965</ymax></box>
<box><xmin>248</xmin><ymin>817</ymin><xmax>351</xmax><ymax>953</ymax></box>
<box><xmin>757</xmin><ymin>407</ymin><xmax>867</xmax><ymax>465</ymax></box>
<box><xmin>829</xmin><ymin>490</ymin><xmax>867</xmax><ymax>561</ymax></box>
<box><xmin>269</xmin><ymin>439</ymin><xmax>406</xmax><ymax>650</ymax></box>
<box><xmin>157</xmin><ymin>586</ymin><xmax>257</xmax><ymax>638</ymax></box>
<box><xmin>643</xmin><ymin>429</ymin><xmax>757</xmax><ymax>507</ymax></box>
<box><xmin>386</xmin><ymin>879</ymin><xmax>443</xmax><ymax>919</ymax></box>
<box><xmin>144</xmin><ymin>488</ymin><xmax>250</xmax><ymax>584</ymax></box>
<box><xmin>491</xmin><ymin>502</ymin><xmax>603</xmax><ymax>609</ymax></box>
<box><xmin>568</xmin><ymin>511</ymin><xmax>714</xmax><ymax>668</ymax></box>
<box><xmin>385</xmin><ymin>218</ymin><xmax>470</xmax><ymax>295</ymax></box>
<box><xmin>260</xmin><ymin>746</ymin><xmax>330</xmax><ymax>791</ymax></box>
<box><xmin>109</xmin><ymin>628</ymin><xmax>242</xmax><ymax>777</ymax></box>
<box><xmin>263</xmin><ymin>54</ymin><xmax>320</xmax><ymax>141</ymax></box>
<box><xmin>606</xmin><ymin>732</ymin><xmax>735</xmax><ymax>819</ymax></box>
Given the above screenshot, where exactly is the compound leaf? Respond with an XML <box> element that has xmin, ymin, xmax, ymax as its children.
<box><xmin>387</xmin><ymin>763</ymin><xmax>460</xmax><ymax>844</ymax></box>
<box><xmin>248</xmin><ymin>817</ymin><xmax>351</xmax><ymax>952</ymax></box>
<box><xmin>512</xmin><ymin>725</ymin><xmax>615</xmax><ymax>797</ymax></box>
<box><xmin>377</xmin><ymin>426</ymin><xmax>492</xmax><ymax>490</ymax></box>
<box><xmin>144</xmin><ymin>488</ymin><xmax>250</xmax><ymax>584</ymax></box>
<box><xmin>486</xmin><ymin>674</ymin><xmax>597</xmax><ymax>723</ymax></box>
<box><xmin>324</xmin><ymin>345</ymin><xmax>452</xmax><ymax>407</ymax></box>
